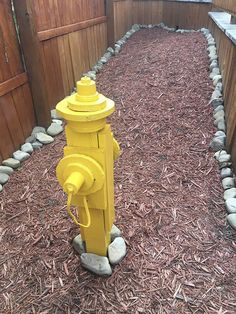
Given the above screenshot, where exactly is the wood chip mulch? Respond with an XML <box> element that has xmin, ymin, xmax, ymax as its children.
<box><xmin>1</xmin><ymin>29</ymin><xmax>236</xmax><ymax>314</ymax></box>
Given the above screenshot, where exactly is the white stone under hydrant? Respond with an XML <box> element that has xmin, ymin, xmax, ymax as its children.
<box><xmin>108</xmin><ymin>237</ymin><xmax>126</xmax><ymax>265</ymax></box>
<box><xmin>80</xmin><ymin>253</ymin><xmax>112</xmax><ymax>276</ymax></box>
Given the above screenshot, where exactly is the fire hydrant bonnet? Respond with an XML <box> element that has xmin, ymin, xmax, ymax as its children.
<box><xmin>56</xmin><ymin>77</ymin><xmax>115</xmax><ymax>122</ymax></box>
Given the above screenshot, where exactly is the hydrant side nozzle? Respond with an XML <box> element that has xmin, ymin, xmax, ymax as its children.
<box><xmin>63</xmin><ymin>172</ymin><xmax>85</xmax><ymax>195</ymax></box>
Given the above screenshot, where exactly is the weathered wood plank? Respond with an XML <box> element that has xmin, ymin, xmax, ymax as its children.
<box><xmin>0</xmin><ymin>73</ymin><xmax>28</xmax><ymax>97</ymax></box>
<box><xmin>38</xmin><ymin>16</ymin><xmax>107</xmax><ymax>41</ymax></box>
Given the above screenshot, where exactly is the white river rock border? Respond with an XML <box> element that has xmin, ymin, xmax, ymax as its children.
<box><xmin>0</xmin><ymin>110</ymin><xmax>64</xmax><ymax>192</ymax></box>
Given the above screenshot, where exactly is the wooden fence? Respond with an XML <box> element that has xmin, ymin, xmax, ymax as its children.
<box><xmin>14</xmin><ymin>0</ymin><xmax>107</xmax><ymax>127</ymax></box>
<box><xmin>209</xmin><ymin>6</ymin><xmax>236</xmax><ymax>166</ymax></box>
<box><xmin>212</xmin><ymin>0</ymin><xmax>236</xmax><ymax>15</ymax></box>
<box><xmin>132</xmin><ymin>0</ymin><xmax>211</xmax><ymax>28</ymax></box>
<box><xmin>0</xmin><ymin>0</ymin><xmax>35</xmax><ymax>162</ymax></box>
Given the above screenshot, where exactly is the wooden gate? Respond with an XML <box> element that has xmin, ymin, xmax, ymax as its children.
<box><xmin>0</xmin><ymin>0</ymin><xmax>35</xmax><ymax>162</ymax></box>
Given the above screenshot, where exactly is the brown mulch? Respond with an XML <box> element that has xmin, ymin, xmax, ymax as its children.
<box><xmin>1</xmin><ymin>29</ymin><xmax>236</xmax><ymax>314</ymax></box>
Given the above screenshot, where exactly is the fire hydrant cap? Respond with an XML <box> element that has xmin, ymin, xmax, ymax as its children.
<box><xmin>56</xmin><ymin>77</ymin><xmax>115</xmax><ymax>122</ymax></box>
<box><xmin>68</xmin><ymin>77</ymin><xmax>107</xmax><ymax>112</ymax></box>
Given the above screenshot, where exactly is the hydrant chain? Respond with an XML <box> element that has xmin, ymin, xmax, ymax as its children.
<box><xmin>66</xmin><ymin>194</ymin><xmax>91</xmax><ymax>228</ymax></box>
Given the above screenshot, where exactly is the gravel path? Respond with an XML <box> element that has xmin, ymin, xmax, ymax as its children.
<box><xmin>1</xmin><ymin>29</ymin><xmax>236</xmax><ymax>313</ymax></box>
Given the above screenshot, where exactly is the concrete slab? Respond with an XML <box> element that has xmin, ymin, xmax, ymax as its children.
<box><xmin>209</xmin><ymin>12</ymin><xmax>236</xmax><ymax>46</ymax></box>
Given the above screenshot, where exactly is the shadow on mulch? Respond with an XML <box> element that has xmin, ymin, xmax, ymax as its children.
<box><xmin>1</xmin><ymin>29</ymin><xmax>236</xmax><ymax>314</ymax></box>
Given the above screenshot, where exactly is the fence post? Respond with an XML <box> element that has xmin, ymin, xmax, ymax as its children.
<box><xmin>106</xmin><ymin>0</ymin><xmax>115</xmax><ymax>47</ymax></box>
<box><xmin>13</xmin><ymin>0</ymin><xmax>51</xmax><ymax>127</ymax></box>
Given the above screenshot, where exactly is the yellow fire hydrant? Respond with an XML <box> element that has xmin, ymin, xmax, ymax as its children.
<box><xmin>56</xmin><ymin>77</ymin><xmax>120</xmax><ymax>256</ymax></box>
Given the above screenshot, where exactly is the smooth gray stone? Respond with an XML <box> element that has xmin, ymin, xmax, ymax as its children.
<box><xmin>221</xmin><ymin>168</ymin><xmax>233</xmax><ymax>179</ymax></box>
<box><xmin>227</xmin><ymin>214</ymin><xmax>236</xmax><ymax>230</ymax></box>
<box><xmin>80</xmin><ymin>253</ymin><xmax>112</xmax><ymax>276</ymax></box>
<box><xmin>115</xmin><ymin>47</ymin><xmax>121</xmax><ymax>55</ymax></box>
<box><xmin>209</xmin><ymin>137</ymin><xmax>225</xmax><ymax>151</ymax></box>
<box><xmin>116</xmin><ymin>40</ymin><xmax>124</xmax><ymax>46</ymax></box>
<box><xmin>13</xmin><ymin>150</ymin><xmax>30</xmax><ymax>162</ymax></box>
<box><xmin>52</xmin><ymin>119</ymin><xmax>63</xmax><ymax>125</ymax></box>
<box><xmin>0</xmin><ymin>173</ymin><xmax>9</xmax><ymax>185</ymax></box>
<box><xmin>215</xmin><ymin>82</ymin><xmax>223</xmax><ymax>92</ymax></box>
<box><xmin>83</xmin><ymin>72</ymin><xmax>96</xmax><ymax>81</ymax></box>
<box><xmin>25</xmin><ymin>135</ymin><xmax>36</xmax><ymax>143</ymax></box>
<box><xmin>176</xmin><ymin>29</ymin><xmax>186</xmax><ymax>34</ymax></box>
<box><xmin>214</xmin><ymin>105</ymin><xmax>224</xmax><ymax>114</ymax></box>
<box><xmin>210</xmin><ymin>60</ymin><xmax>218</xmax><ymax>70</ymax></box>
<box><xmin>47</xmin><ymin>123</ymin><xmax>63</xmax><ymax>137</ymax></box>
<box><xmin>21</xmin><ymin>143</ymin><xmax>33</xmax><ymax>154</ymax></box>
<box><xmin>88</xmin><ymin>70</ymin><xmax>97</xmax><ymax>76</ymax></box>
<box><xmin>225</xmin><ymin>198</ymin><xmax>236</xmax><ymax>213</ymax></box>
<box><xmin>222</xmin><ymin>177</ymin><xmax>235</xmax><ymax>190</ymax></box>
<box><xmin>72</xmin><ymin>234</ymin><xmax>85</xmax><ymax>255</ymax></box>
<box><xmin>108</xmin><ymin>237</ymin><xmax>126</xmax><ymax>265</ymax></box>
<box><xmin>36</xmin><ymin>132</ymin><xmax>54</xmax><ymax>144</ymax></box>
<box><xmin>51</xmin><ymin>109</ymin><xmax>62</xmax><ymax>120</ymax></box>
<box><xmin>224</xmin><ymin>188</ymin><xmax>236</xmax><ymax>200</ymax></box>
<box><xmin>210</xmin><ymin>98</ymin><xmax>224</xmax><ymax>109</ymax></box>
<box><xmin>211</xmin><ymin>89</ymin><xmax>222</xmax><ymax>100</ymax></box>
<box><xmin>217</xmin><ymin>120</ymin><xmax>226</xmax><ymax>132</ymax></box>
<box><xmin>32</xmin><ymin>126</ymin><xmax>46</xmax><ymax>136</ymax></box>
<box><xmin>208</xmin><ymin>41</ymin><xmax>215</xmax><ymax>48</ymax></box>
<box><xmin>219</xmin><ymin>162</ymin><xmax>232</xmax><ymax>170</ymax></box>
<box><xmin>32</xmin><ymin>141</ymin><xmax>43</xmax><ymax>149</ymax></box>
<box><xmin>103</xmin><ymin>52</ymin><xmax>112</xmax><ymax>60</ymax></box>
<box><xmin>218</xmin><ymin>154</ymin><xmax>231</xmax><ymax>163</ymax></box>
<box><xmin>214</xmin><ymin>130</ymin><xmax>225</xmax><ymax>137</ymax></box>
<box><xmin>100</xmin><ymin>57</ymin><xmax>108</xmax><ymax>64</ymax></box>
<box><xmin>111</xmin><ymin>224</ymin><xmax>122</xmax><ymax>242</ymax></box>
<box><xmin>214</xmin><ymin>117</ymin><xmax>224</xmax><ymax>127</ymax></box>
<box><xmin>213</xmin><ymin>75</ymin><xmax>222</xmax><ymax>86</ymax></box>
<box><xmin>210</xmin><ymin>54</ymin><xmax>217</xmax><ymax>62</ymax></box>
<box><xmin>0</xmin><ymin>166</ymin><xmax>14</xmax><ymax>175</ymax></box>
<box><xmin>0</xmin><ymin>184</ymin><xmax>2</xmax><ymax>192</ymax></box>
<box><xmin>132</xmin><ymin>24</ymin><xmax>140</xmax><ymax>31</ymax></box>
<box><xmin>214</xmin><ymin>149</ymin><xmax>227</xmax><ymax>160</ymax></box>
<box><xmin>2</xmin><ymin>158</ymin><xmax>20</xmax><ymax>169</ymax></box>
<box><xmin>107</xmin><ymin>47</ymin><xmax>115</xmax><ymax>54</ymax></box>
<box><xmin>92</xmin><ymin>64</ymin><xmax>100</xmax><ymax>73</ymax></box>
<box><xmin>210</xmin><ymin>68</ymin><xmax>220</xmax><ymax>79</ymax></box>
<box><xmin>201</xmin><ymin>27</ymin><xmax>209</xmax><ymax>33</ymax></box>
<box><xmin>214</xmin><ymin>110</ymin><xmax>224</xmax><ymax>120</ymax></box>
<box><xmin>207</xmin><ymin>34</ymin><xmax>213</xmax><ymax>41</ymax></box>
<box><xmin>207</xmin><ymin>46</ymin><xmax>216</xmax><ymax>53</ymax></box>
